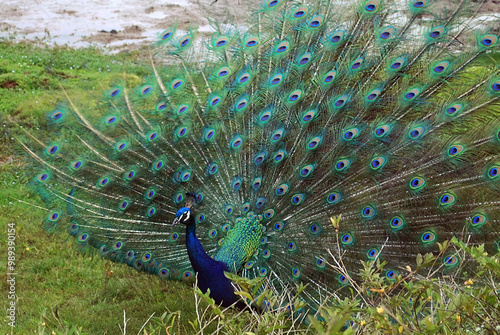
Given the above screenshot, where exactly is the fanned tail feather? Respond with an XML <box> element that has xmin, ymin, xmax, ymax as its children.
<box><xmin>19</xmin><ymin>0</ymin><xmax>500</xmax><ymax>313</ymax></box>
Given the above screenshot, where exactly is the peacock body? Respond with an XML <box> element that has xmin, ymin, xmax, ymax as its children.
<box><xmin>21</xmin><ymin>0</ymin><xmax>500</xmax><ymax>314</ymax></box>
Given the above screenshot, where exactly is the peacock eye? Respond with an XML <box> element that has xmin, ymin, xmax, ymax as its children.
<box><xmin>181</xmin><ymin>211</ymin><xmax>190</xmax><ymax>222</ymax></box>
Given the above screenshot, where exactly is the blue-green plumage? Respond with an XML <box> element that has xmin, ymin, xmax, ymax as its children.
<box><xmin>214</xmin><ymin>213</ymin><xmax>263</xmax><ymax>272</ymax></box>
<box><xmin>174</xmin><ymin>207</ymin><xmax>262</xmax><ymax>306</ymax></box>
<box><xmin>19</xmin><ymin>0</ymin><xmax>500</xmax><ymax>315</ymax></box>
<box><xmin>176</xmin><ymin>208</ymin><xmax>242</xmax><ymax>307</ymax></box>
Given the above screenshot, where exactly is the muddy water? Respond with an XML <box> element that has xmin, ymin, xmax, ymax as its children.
<box><xmin>0</xmin><ymin>0</ymin><xmax>498</xmax><ymax>52</ymax></box>
<box><xmin>0</xmin><ymin>0</ymin><xmax>258</xmax><ymax>51</ymax></box>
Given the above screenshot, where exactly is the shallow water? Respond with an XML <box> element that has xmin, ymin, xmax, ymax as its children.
<box><xmin>0</xmin><ymin>0</ymin><xmax>254</xmax><ymax>51</ymax></box>
<box><xmin>0</xmin><ymin>0</ymin><xmax>498</xmax><ymax>52</ymax></box>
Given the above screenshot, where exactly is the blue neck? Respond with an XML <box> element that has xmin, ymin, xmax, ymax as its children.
<box><xmin>185</xmin><ymin>222</ymin><xmax>218</xmax><ymax>273</ymax></box>
<box><xmin>184</xmin><ymin>220</ymin><xmax>243</xmax><ymax>308</ymax></box>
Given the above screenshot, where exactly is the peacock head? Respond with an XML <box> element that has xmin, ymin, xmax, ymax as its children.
<box><xmin>173</xmin><ymin>207</ymin><xmax>192</xmax><ymax>226</ymax></box>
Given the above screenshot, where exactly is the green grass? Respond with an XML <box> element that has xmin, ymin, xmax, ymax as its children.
<box><xmin>0</xmin><ymin>41</ymin><xmax>200</xmax><ymax>334</ymax></box>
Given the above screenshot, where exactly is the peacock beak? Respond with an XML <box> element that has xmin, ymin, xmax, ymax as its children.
<box><xmin>172</xmin><ymin>216</ymin><xmax>180</xmax><ymax>227</ymax></box>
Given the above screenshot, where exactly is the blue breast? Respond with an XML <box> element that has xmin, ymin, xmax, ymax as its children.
<box><xmin>185</xmin><ymin>222</ymin><xmax>243</xmax><ymax>307</ymax></box>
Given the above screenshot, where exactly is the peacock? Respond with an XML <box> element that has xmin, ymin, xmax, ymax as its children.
<box><xmin>19</xmin><ymin>0</ymin><xmax>500</xmax><ymax>315</ymax></box>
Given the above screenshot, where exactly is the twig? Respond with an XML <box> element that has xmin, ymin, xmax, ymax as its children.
<box><xmin>137</xmin><ymin>312</ymin><xmax>155</xmax><ymax>335</ymax></box>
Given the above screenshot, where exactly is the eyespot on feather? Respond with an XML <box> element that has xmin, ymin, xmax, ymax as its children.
<box><xmin>409</xmin><ymin>126</ymin><xmax>426</xmax><ymax>139</ymax></box>
<box><xmin>386</xmin><ymin>270</ymin><xmax>397</xmax><ymax>281</ymax></box>
<box><xmin>443</xmin><ymin>255</ymin><xmax>459</xmax><ymax>267</ymax></box>
<box><xmin>447</xmin><ymin>144</ymin><xmax>465</xmax><ymax>157</ymax></box>
<box><xmin>291</xmin><ymin>6</ymin><xmax>308</xmax><ymax>19</ymax></box>
<box><xmin>367</xmin><ymin>248</ymin><xmax>379</xmax><ymax>260</ymax></box>
<box><xmin>297</xmin><ymin>52</ymin><xmax>312</xmax><ymax>66</ymax></box>
<box><xmin>370</xmin><ymin>157</ymin><xmax>386</xmax><ymax>170</ymax></box>
<box><xmin>264</xmin><ymin>209</ymin><xmax>275</xmax><ymax>219</ymax></box>
<box><xmin>243</xmin><ymin>36</ymin><xmax>259</xmax><ymax>48</ymax></box>
<box><xmin>254</xmin><ymin>151</ymin><xmax>267</xmax><ymax>165</ymax></box>
<box><xmin>421</xmin><ymin>231</ymin><xmax>437</xmax><ymax>243</ymax></box>
<box><xmin>410</xmin><ymin>0</ymin><xmax>428</xmax><ymax>9</ymax></box>
<box><xmin>160</xmin><ymin>29</ymin><xmax>174</xmax><ymax>41</ymax></box>
<box><xmin>361</xmin><ymin>205</ymin><xmax>376</xmax><ymax>219</ymax></box>
<box><xmin>217</xmin><ymin>66</ymin><xmax>232</xmax><ymax>78</ymax></box>
<box><xmin>300</xmin><ymin>164</ymin><xmax>314</xmax><ymax>177</ymax></box>
<box><xmin>270</xmin><ymin>73</ymin><xmax>283</xmax><ymax>86</ymax></box>
<box><xmin>340</xmin><ymin>233</ymin><xmax>354</xmax><ymax>245</ymax></box>
<box><xmin>350</xmin><ymin>57</ymin><xmax>364</xmax><ymax>71</ymax></box>
<box><xmin>273</xmin><ymin>149</ymin><xmax>286</xmax><ymax>163</ymax></box>
<box><xmin>252</xmin><ymin>177</ymin><xmax>262</xmax><ymax>191</ymax></box>
<box><xmin>308</xmin><ymin>15</ymin><xmax>323</xmax><ymax>28</ymax></box>
<box><xmin>232</xmin><ymin>176</ymin><xmax>242</xmax><ymax>191</ymax></box>
<box><xmin>158</xmin><ymin>268</ymin><xmax>170</xmax><ymax>279</ymax></box>
<box><xmin>390</xmin><ymin>216</ymin><xmax>405</xmax><ymax>230</ymax></box>
<box><xmin>333</xmin><ymin>94</ymin><xmax>349</xmax><ymax>108</ymax></box>
<box><xmin>488</xmin><ymin>165</ymin><xmax>499</xmax><ymax>179</ymax></box>
<box><xmin>207</xmin><ymin>162</ymin><xmax>219</xmax><ymax>175</ymax></box>
<box><xmin>115</xmin><ymin>141</ymin><xmax>128</xmax><ymax>152</ymax></box>
<box><xmin>179</xmin><ymin>34</ymin><xmax>192</xmax><ymax>48</ymax></box>
<box><xmin>270</xmin><ymin>128</ymin><xmax>285</xmax><ymax>142</ymax></box>
<box><xmin>309</xmin><ymin>223</ymin><xmax>322</xmax><ymax>235</ymax></box>
<box><xmin>213</xmin><ymin>35</ymin><xmax>229</xmax><ymax>48</ymax></box>
<box><xmin>439</xmin><ymin>192</ymin><xmax>456</xmax><ymax>206</ymax></box>
<box><xmin>338</xmin><ymin>274</ymin><xmax>349</xmax><ymax>285</ymax></box>
<box><xmin>144</xmin><ymin>188</ymin><xmax>156</xmax><ymax>201</ymax></box>
<box><xmin>242</xmin><ymin>203</ymin><xmax>250</xmax><ymax>213</ymax></box>
<box><xmin>301</xmin><ymin>109</ymin><xmax>317</xmax><ymax>124</ymax></box>
<box><xmin>429</xmin><ymin>26</ymin><xmax>445</xmax><ymax>39</ymax></box>
<box><xmin>374</xmin><ymin>124</ymin><xmax>392</xmax><ymax>137</ymax></box>
<box><xmin>470</xmin><ymin>213</ymin><xmax>487</xmax><ymax>228</ymax></box>
<box><xmin>307</xmin><ymin>136</ymin><xmax>322</xmax><ymax>150</ymax></box>
<box><xmin>290</xmin><ymin>193</ymin><xmax>305</xmax><ymax>206</ymax></box>
<box><xmin>69</xmin><ymin>159</ymin><xmax>84</xmax><ymax>171</ymax></box>
<box><xmin>256</xmin><ymin>197</ymin><xmax>267</xmax><ymax>208</ymax></box>
<box><xmin>316</xmin><ymin>257</ymin><xmax>326</xmax><ymax>268</ymax></box>
<box><xmin>152</xmin><ymin>158</ymin><xmax>165</xmax><ymax>171</ymax></box>
<box><xmin>326</xmin><ymin>192</ymin><xmax>342</xmax><ymax>205</ymax></box>
<box><xmin>202</xmin><ymin>127</ymin><xmax>216</xmax><ymax>142</ymax></box>
<box><xmin>236</xmin><ymin>71</ymin><xmax>252</xmax><ymax>85</ymax></box>
<box><xmin>235</xmin><ymin>96</ymin><xmax>249</xmax><ymax>111</ymax></box>
<box><xmin>275</xmin><ymin>41</ymin><xmax>290</xmax><ymax>54</ymax></box>
<box><xmin>175</xmin><ymin>125</ymin><xmax>189</xmax><ymax>139</ymax></box>
<box><xmin>490</xmin><ymin>79</ymin><xmax>500</xmax><ymax>94</ymax></box>
<box><xmin>343</xmin><ymin>127</ymin><xmax>360</xmax><ymax>141</ymax></box>
<box><xmin>335</xmin><ymin>159</ymin><xmax>351</xmax><ymax>172</ymax></box>
<box><xmin>409</xmin><ymin>176</ymin><xmax>426</xmax><ymax>190</ymax></box>
<box><xmin>323</xmin><ymin>70</ymin><xmax>337</xmax><ymax>84</ymax></box>
<box><xmin>363</xmin><ymin>0</ymin><xmax>380</xmax><ymax>13</ymax></box>
<box><xmin>431</xmin><ymin>61</ymin><xmax>450</xmax><ymax>75</ymax></box>
<box><xmin>478</xmin><ymin>34</ymin><xmax>497</xmax><ymax>48</ymax></box>
<box><xmin>287</xmin><ymin>89</ymin><xmax>302</xmax><ymax>103</ymax></box>
<box><xmin>378</xmin><ymin>26</ymin><xmax>396</xmax><ymax>40</ymax></box>
<box><xmin>230</xmin><ymin>135</ymin><xmax>243</xmax><ymax>149</ymax></box>
<box><xmin>366</xmin><ymin>88</ymin><xmax>381</xmax><ymax>102</ymax></box>
<box><xmin>388</xmin><ymin>56</ymin><xmax>407</xmax><ymax>72</ymax></box>
<box><xmin>404</xmin><ymin>87</ymin><xmax>421</xmax><ymax>101</ymax></box>
<box><xmin>209</xmin><ymin>95</ymin><xmax>222</xmax><ymax>107</ymax></box>
<box><xmin>275</xmin><ymin>183</ymin><xmax>289</xmax><ymax>196</ymax></box>
<box><xmin>171</xmin><ymin>78</ymin><xmax>184</xmax><ymax>90</ymax></box>
<box><xmin>329</xmin><ymin>30</ymin><xmax>346</xmax><ymax>45</ymax></box>
<box><xmin>266</xmin><ymin>0</ymin><xmax>280</xmax><ymax>8</ymax></box>
<box><xmin>445</xmin><ymin>103</ymin><xmax>464</xmax><ymax>116</ymax></box>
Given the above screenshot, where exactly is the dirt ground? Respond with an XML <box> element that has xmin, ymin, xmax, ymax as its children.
<box><xmin>0</xmin><ymin>0</ymin><xmax>498</xmax><ymax>52</ymax></box>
